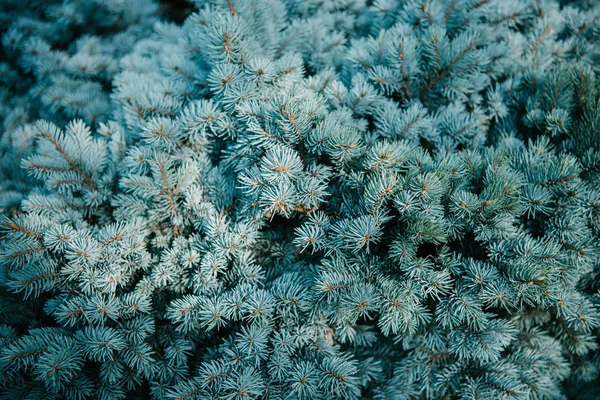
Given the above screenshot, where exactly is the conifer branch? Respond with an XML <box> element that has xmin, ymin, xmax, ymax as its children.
<box><xmin>39</xmin><ymin>130</ymin><xmax>98</xmax><ymax>191</ymax></box>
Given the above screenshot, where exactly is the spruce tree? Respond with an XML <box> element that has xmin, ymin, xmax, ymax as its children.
<box><xmin>1</xmin><ymin>0</ymin><xmax>600</xmax><ymax>399</ymax></box>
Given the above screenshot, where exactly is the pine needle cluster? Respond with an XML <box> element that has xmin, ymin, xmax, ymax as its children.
<box><xmin>2</xmin><ymin>0</ymin><xmax>600</xmax><ymax>399</ymax></box>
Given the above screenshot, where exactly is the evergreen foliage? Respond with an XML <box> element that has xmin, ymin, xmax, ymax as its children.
<box><xmin>2</xmin><ymin>0</ymin><xmax>600</xmax><ymax>399</ymax></box>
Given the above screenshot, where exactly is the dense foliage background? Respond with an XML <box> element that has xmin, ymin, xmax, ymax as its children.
<box><xmin>2</xmin><ymin>0</ymin><xmax>600</xmax><ymax>399</ymax></box>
